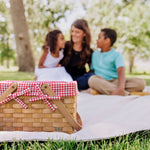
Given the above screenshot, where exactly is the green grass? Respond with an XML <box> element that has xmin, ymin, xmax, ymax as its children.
<box><xmin>0</xmin><ymin>71</ymin><xmax>34</xmax><ymax>81</ymax></box>
<box><xmin>0</xmin><ymin>71</ymin><xmax>150</xmax><ymax>149</ymax></box>
<box><xmin>0</xmin><ymin>71</ymin><xmax>149</xmax><ymax>85</ymax></box>
<box><xmin>1</xmin><ymin>131</ymin><xmax>150</xmax><ymax>149</ymax></box>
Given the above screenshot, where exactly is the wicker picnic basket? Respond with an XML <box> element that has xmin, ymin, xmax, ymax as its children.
<box><xmin>0</xmin><ymin>80</ymin><xmax>82</xmax><ymax>134</ymax></box>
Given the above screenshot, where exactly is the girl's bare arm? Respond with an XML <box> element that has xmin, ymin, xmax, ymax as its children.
<box><xmin>38</xmin><ymin>49</ymin><xmax>49</xmax><ymax>68</ymax></box>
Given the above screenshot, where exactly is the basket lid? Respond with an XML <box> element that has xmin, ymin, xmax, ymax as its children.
<box><xmin>0</xmin><ymin>80</ymin><xmax>78</xmax><ymax>97</ymax></box>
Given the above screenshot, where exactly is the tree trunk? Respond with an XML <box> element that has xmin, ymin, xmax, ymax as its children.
<box><xmin>6</xmin><ymin>58</ymin><xmax>9</xmax><ymax>69</ymax></box>
<box><xmin>6</xmin><ymin>37</ymin><xmax>10</xmax><ymax>69</ymax></box>
<box><xmin>128</xmin><ymin>51</ymin><xmax>134</xmax><ymax>74</ymax></box>
<box><xmin>9</xmin><ymin>0</ymin><xmax>35</xmax><ymax>72</ymax></box>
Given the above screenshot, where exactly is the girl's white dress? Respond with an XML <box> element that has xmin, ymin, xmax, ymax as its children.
<box><xmin>35</xmin><ymin>50</ymin><xmax>73</xmax><ymax>81</ymax></box>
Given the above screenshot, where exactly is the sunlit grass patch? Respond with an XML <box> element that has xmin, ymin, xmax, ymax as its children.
<box><xmin>0</xmin><ymin>71</ymin><xmax>34</xmax><ymax>81</ymax></box>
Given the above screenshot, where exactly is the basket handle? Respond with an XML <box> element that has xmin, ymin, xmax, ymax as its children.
<box><xmin>0</xmin><ymin>83</ymin><xmax>17</xmax><ymax>102</ymax></box>
<box><xmin>41</xmin><ymin>83</ymin><xmax>82</xmax><ymax>131</ymax></box>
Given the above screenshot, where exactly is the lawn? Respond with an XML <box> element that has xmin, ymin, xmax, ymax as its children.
<box><xmin>0</xmin><ymin>71</ymin><xmax>150</xmax><ymax>149</ymax></box>
<box><xmin>0</xmin><ymin>71</ymin><xmax>149</xmax><ymax>85</ymax></box>
<box><xmin>1</xmin><ymin>131</ymin><xmax>150</xmax><ymax>149</ymax></box>
<box><xmin>0</xmin><ymin>71</ymin><xmax>34</xmax><ymax>81</ymax></box>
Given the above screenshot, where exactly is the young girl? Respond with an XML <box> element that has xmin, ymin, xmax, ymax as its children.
<box><xmin>35</xmin><ymin>30</ymin><xmax>73</xmax><ymax>81</ymax></box>
<box><xmin>38</xmin><ymin>30</ymin><xmax>65</xmax><ymax>68</ymax></box>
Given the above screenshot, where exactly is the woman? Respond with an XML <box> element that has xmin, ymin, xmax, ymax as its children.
<box><xmin>61</xmin><ymin>19</ymin><xmax>94</xmax><ymax>90</ymax></box>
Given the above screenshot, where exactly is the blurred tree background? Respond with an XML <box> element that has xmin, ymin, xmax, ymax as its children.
<box><xmin>0</xmin><ymin>0</ymin><xmax>150</xmax><ymax>73</ymax></box>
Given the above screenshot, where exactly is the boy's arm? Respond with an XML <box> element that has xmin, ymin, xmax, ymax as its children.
<box><xmin>111</xmin><ymin>66</ymin><xmax>125</xmax><ymax>95</ymax></box>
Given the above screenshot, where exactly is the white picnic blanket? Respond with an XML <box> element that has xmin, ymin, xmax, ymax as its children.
<box><xmin>35</xmin><ymin>66</ymin><xmax>73</xmax><ymax>81</ymax></box>
<box><xmin>0</xmin><ymin>91</ymin><xmax>150</xmax><ymax>142</ymax></box>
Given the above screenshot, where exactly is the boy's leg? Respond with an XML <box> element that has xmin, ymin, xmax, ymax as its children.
<box><xmin>125</xmin><ymin>78</ymin><xmax>146</xmax><ymax>92</ymax></box>
<box><xmin>88</xmin><ymin>76</ymin><xmax>129</xmax><ymax>95</ymax></box>
<box><xmin>88</xmin><ymin>75</ymin><xmax>117</xmax><ymax>95</ymax></box>
<box><xmin>107</xmin><ymin>78</ymin><xmax>146</xmax><ymax>92</ymax></box>
<box><xmin>110</xmin><ymin>79</ymin><xmax>129</xmax><ymax>95</ymax></box>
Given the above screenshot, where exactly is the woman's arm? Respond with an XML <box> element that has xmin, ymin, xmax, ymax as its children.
<box><xmin>38</xmin><ymin>49</ymin><xmax>49</xmax><ymax>68</ymax></box>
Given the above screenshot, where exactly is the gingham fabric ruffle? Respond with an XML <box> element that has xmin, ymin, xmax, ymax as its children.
<box><xmin>0</xmin><ymin>80</ymin><xmax>78</xmax><ymax>97</ymax></box>
<box><xmin>0</xmin><ymin>80</ymin><xmax>78</xmax><ymax>110</ymax></box>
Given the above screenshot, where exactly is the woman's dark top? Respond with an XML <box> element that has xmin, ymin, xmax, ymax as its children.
<box><xmin>66</xmin><ymin>49</ymin><xmax>87</xmax><ymax>80</ymax></box>
<box><xmin>60</xmin><ymin>42</ymin><xmax>93</xmax><ymax>80</ymax></box>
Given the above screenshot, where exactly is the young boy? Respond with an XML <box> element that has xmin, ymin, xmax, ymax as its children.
<box><xmin>88</xmin><ymin>28</ymin><xmax>145</xmax><ymax>96</ymax></box>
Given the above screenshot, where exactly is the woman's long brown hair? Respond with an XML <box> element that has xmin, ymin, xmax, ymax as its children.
<box><xmin>62</xmin><ymin>19</ymin><xmax>92</xmax><ymax>68</ymax></box>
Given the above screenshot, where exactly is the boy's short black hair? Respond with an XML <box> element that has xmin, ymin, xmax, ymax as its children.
<box><xmin>101</xmin><ymin>28</ymin><xmax>117</xmax><ymax>46</ymax></box>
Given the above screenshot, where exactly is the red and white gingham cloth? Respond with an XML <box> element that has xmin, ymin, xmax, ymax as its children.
<box><xmin>0</xmin><ymin>88</ymin><xmax>31</xmax><ymax>109</ymax></box>
<box><xmin>0</xmin><ymin>80</ymin><xmax>78</xmax><ymax>111</ymax></box>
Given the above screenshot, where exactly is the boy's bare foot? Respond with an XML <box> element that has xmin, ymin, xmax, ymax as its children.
<box><xmin>80</xmin><ymin>88</ymin><xmax>99</xmax><ymax>95</ymax></box>
<box><xmin>90</xmin><ymin>88</ymin><xmax>99</xmax><ymax>95</ymax></box>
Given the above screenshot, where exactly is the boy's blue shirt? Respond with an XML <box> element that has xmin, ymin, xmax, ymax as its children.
<box><xmin>90</xmin><ymin>48</ymin><xmax>125</xmax><ymax>80</ymax></box>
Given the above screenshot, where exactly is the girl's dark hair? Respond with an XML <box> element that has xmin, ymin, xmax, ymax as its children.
<box><xmin>101</xmin><ymin>28</ymin><xmax>117</xmax><ymax>46</ymax></box>
<box><xmin>62</xmin><ymin>19</ymin><xmax>92</xmax><ymax>68</ymax></box>
<box><xmin>42</xmin><ymin>29</ymin><xmax>62</xmax><ymax>53</ymax></box>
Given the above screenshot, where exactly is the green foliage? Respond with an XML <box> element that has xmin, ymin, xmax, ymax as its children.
<box><xmin>0</xmin><ymin>36</ymin><xmax>16</xmax><ymax>67</ymax></box>
<box><xmin>0</xmin><ymin>1</ymin><xmax>16</xmax><ymax>68</ymax></box>
<box><xmin>0</xmin><ymin>36</ymin><xmax>15</xmax><ymax>68</ymax></box>
<box><xmin>0</xmin><ymin>1</ymin><xmax>6</xmax><ymax>12</ymax></box>
<box><xmin>0</xmin><ymin>2</ymin><xmax>8</xmax><ymax>35</ymax></box>
<box><xmin>0</xmin><ymin>43</ymin><xmax>15</xmax><ymax>59</ymax></box>
<box><xmin>0</xmin><ymin>22</ymin><xmax>7</xmax><ymax>35</ymax></box>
